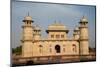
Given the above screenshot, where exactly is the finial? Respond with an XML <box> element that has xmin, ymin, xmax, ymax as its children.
<box><xmin>82</xmin><ymin>16</ymin><xmax>85</xmax><ymax>19</ymax></box>
<box><xmin>28</xmin><ymin>12</ymin><xmax>29</xmax><ymax>16</ymax></box>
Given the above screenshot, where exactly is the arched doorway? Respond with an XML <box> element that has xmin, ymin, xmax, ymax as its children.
<box><xmin>26</xmin><ymin>60</ymin><xmax>34</xmax><ymax>65</ymax></box>
<box><xmin>55</xmin><ymin>45</ymin><xmax>60</xmax><ymax>53</ymax></box>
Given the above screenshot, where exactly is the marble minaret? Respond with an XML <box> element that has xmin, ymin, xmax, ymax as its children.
<box><xmin>21</xmin><ymin>14</ymin><xmax>34</xmax><ymax>57</ymax></box>
<box><xmin>79</xmin><ymin>16</ymin><xmax>89</xmax><ymax>55</ymax></box>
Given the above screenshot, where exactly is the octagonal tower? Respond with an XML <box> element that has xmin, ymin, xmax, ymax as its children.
<box><xmin>21</xmin><ymin>14</ymin><xmax>34</xmax><ymax>57</ymax></box>
<box><xmin>79</xmin><ymin>16</ymin><xmax>89</xmax><ymax>55</ymax></box>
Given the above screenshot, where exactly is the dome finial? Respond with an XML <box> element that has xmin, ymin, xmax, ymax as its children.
<box><xmin>82</xmin><ymin>16</ymin><xmax>85</xmax><ymax>19</ymax></box>
<box><xmin>23</xmin><ymin>12</ymin><xmax>33</xmax><ymax>22</ymax></box>
<box><xmin>28</xmin><ymin>12</ymin><xmax>29</xmax><ymax>16</ymax></box>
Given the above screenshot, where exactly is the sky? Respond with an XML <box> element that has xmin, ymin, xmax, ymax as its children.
<box><xmin>11</xmin><ymin>1</ymin><xmax>96</xmax><ymax>48</ymax></box>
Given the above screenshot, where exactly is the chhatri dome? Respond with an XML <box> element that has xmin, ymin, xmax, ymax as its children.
<box><xmin>24</xmin><ymin>16</ymin><xmax>32</xmax><ymax>20</ymax></box>
<box><xmin>74</xmin><ymin>26</ymin><xmax>79</xmax><ymax>31</ymax></box>
<box><xmin>48</xmin><ymin>21</ymin><xmax>68</xmax><ymax>31</ymax></box>
<box><xmin>23</xmin><ymin>13</ymin><xmax>33</xmax><ymax>22</ymax></box>
<box><xmin>34</xmin><ymin>25</ymin><xmax>41</xmax><ymax>31</ymax></box>
<box><xmin>80</xmin><ymin>16</ymin><xmax>88</xmax><ymax>22</ymax></box>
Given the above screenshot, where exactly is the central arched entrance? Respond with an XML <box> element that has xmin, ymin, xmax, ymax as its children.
<box><xmin>55</xmin><ymin>45</ymin><xmax>60</xmax><ymax>53</ymax></box>
<box><xmin>26</xmin><ymin>60</ymin><xmax>34</xmax><ymax>65</ymax></box>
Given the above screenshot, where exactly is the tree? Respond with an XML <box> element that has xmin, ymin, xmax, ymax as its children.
<box><xmin>12</xmin><ymin>45</ymin><xmax>22</xmax><ymax>55</ymax></box>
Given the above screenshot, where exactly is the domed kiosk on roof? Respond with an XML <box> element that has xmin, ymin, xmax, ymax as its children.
<box><xmin>80</xmin><ymin>16</ymin><xmax>88</xmax><ymax>23</ymax></box>
<box><xmin>24</xmin><ymin>16</ymin><xmax>32</xmax><ymax>20</ymax></box>
<box><xmin>34</xmin><ymin>25</ymin><xmax>41</xmax><ymax>31</ymax></box>
<box><xmin>23</xmin><ymin>13</ymin><xmax>33</xmax><ymax>22</ymax></box>
<box><xmin>46</xmin><ymin>21</ymin><xmax>69</xmax><ymax>33</ymax></box>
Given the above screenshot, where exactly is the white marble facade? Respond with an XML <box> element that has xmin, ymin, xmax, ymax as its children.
<box><xmin>21</xmin><ymin>15</ymin><xmax>89</xmax><ymax>57</ymax></box>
